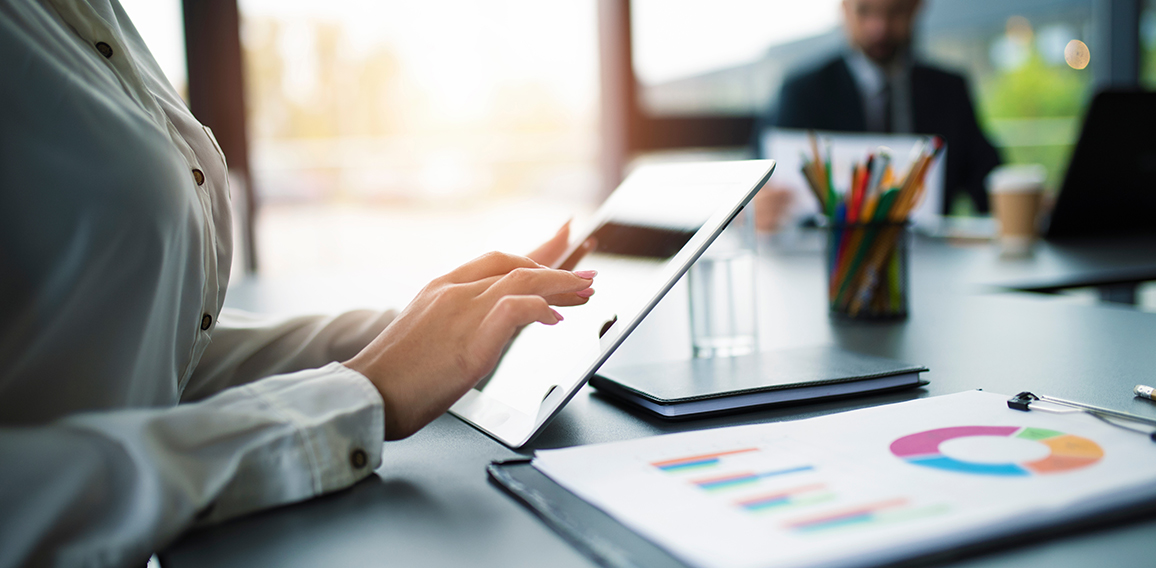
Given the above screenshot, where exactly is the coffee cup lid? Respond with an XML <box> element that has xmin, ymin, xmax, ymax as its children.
<box><xmin>987</xmin><ymin>164</ymin><xmax>1047</xmax><ymax>193</ymax></box>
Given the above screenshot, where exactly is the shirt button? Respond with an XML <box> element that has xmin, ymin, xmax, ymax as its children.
<box><xmin>200</xmin><ymin>313</ymin><xmax>213</xmax><ymax>331</ymax></box>
<box><xmin>192</xmin><ymin>169</ymin><xmax>205</xmax><ymax>186</ymax></box>
<box><xmin>95</xmin><ymin>42</ymin><xmax>113</xmax><ymax>58</ymax></box>
<box><xmin>350</xmin><ymin>448</ymin><xmax>368</xmax><ymax>469</ymax></box>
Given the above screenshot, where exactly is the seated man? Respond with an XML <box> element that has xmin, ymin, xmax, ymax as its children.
<box><xmin>773</xmin><ymin>0</ymin><xmax>1001</xmax><ymax>215</ymax></box>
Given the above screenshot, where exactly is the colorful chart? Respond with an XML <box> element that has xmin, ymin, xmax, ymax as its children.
<box><xmin>890</xmin><ymin>426</ymin><xmax>1103</xmax><ymax>476</ymax></box>
<box><xmin>783</xmin><ymin>498</ymin><xmax>950</xmax><ymax>533</ymax></box>
<box><xmin>736</xmin><ymin>483</ymin><xmax>834</xmax><ymax>513</ymax></box>
<box><xmin>650</xmin><ymin>445</ymin><xmax>953</xmax><ymax>532</ymax></box>
<box><xmin>651</xmin><ymin>448</ymin><xmax>759</xmax><ymax>472</ymax></box>
<box><xmin>692</xmin><ymin>465</ymin><xmax>815</xmax><ymax>491</ymax></box>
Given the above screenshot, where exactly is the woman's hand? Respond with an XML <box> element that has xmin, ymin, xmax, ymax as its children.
<box><xmin>344</xmin><ymin>251</ymin><xmax>596</xmax><ymax>440</ymax></box>
<box><xmin>526</xmin><ymin>219</ymin><xmax>597</xmax><ymax>304</ymax></box>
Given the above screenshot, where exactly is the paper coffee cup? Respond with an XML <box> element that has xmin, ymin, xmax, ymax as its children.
<box><xmin>987</xmin><ymin>164</ymin><xmax>1045</xmax><ymax>256</ymax></box>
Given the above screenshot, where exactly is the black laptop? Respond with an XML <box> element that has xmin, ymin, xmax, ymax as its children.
<box><xmin>1045</xmin><ymin>90</ymin><xmax>1156</xmax><ymax>239</ymax></box>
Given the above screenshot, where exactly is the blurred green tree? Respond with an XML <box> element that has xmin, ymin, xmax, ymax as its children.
<box><xmin>981</xmin><ymin>52</ymin><xmax>1086</xmax><ymax>119</ymax></box>
<box><xmin>973</xmin><ymin>48</ymin><xmax>1090</xmax><ymax>197</ymax></box>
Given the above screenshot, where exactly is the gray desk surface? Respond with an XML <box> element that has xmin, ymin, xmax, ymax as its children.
<box><xmin>163</xmin><ymin>234</ymin><xmax>1156</xmax><ymax>568</ymax></box>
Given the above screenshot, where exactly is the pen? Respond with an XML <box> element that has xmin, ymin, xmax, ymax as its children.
<box><xmin>1136</xmin><ymin>385</ymin><xmax>1155</xmax><ymax>401</ymax></box>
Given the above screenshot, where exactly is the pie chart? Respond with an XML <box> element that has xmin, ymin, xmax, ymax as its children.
<box><xmin>890</xmin><ymin>426</ymin><xmax>1103</xmax><ymax>476</ymax></box>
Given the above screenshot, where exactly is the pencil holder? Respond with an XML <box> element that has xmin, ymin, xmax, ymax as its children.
<box><xmin>826</xmin><ymin>222</ymin><xmax>910</xmax><ymax>320</ymax></box>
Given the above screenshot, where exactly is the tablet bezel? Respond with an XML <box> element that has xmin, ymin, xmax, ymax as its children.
<box><xmin>449</xmin><ymin>159</ymin><xmax>776</xmax><ymax>448</ymax></box>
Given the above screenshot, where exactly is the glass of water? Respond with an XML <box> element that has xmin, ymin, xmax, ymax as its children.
<box><xmin>688</xmin><ymin>205</ymin><xmax>758</xmax><ymax>358</ymax></box>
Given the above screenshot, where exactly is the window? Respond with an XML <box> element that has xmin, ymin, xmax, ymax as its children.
<box><xmin>239</xmin><ymin>0</ymin><xmax>600</xmax><ymax>290</ymax></box>
<box><xmin>629</xmin><ymin>0</ymin><xmax>1099</xmax><ymax>213</ymax></box>
<box><xmin>921</xmin><ymin>3</ymin><xmax>1095</xmax><ymax>206</ymax></box>
<box><xmin>632</xmin><ymin>0</ymin><xmax>842</xmax><ymax>116</ymax></box>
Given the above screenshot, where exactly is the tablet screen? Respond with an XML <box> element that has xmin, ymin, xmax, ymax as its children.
<box><xmin>451</xmin><ymin>160</ymin><xmax>775</xmax><ymax>446</ymax></box>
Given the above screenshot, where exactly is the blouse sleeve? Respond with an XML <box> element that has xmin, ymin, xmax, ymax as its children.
<box><xmin>181</xmin><ymin>308</ymin><xmax>396</xmax><ymax>402</ymax></box>
<box><xmin>0</xmin><ymin>363</ymin><xmax>384</xmax><ymax>568</ymax></box>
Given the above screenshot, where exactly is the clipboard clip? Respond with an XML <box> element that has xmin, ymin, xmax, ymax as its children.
<box><xmin>1008</xmin><ymin>391</ymin><xmax>1156</xmax><ymax>442</ymax></box>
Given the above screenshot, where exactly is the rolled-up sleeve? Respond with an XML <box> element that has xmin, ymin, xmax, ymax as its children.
<box><xmin>182</xmin><ymin>309</ymin><xmax>397</xmax><ymax>402</ymax></box>
<box><xmin>0</xmin><ymin>363</ymin><xmax>384</xmax><ymax>568</ymax></box>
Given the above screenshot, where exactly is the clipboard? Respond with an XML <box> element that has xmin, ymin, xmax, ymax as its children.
<box><xmin>489</xmin><ymin>392</ymin><xmax>1156</xmax><ymax>568</ymax></box>
<box><xmin>489</xmin><ymin>460</ymin><xmax>1156</xmax><ymax>568</ymax></box>
<box><xmin>488</xmin><ymin>459</ymin><xmax>1156</xmax><ymax>568</ymax></box>
<box><xmin>488</xmin><ymin>458</ymin><xmax>692</xmax><ymax>568</ymax></box>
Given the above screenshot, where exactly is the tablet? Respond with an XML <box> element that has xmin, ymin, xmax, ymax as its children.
<box><xmin>449</xmin><ymin>160</ymin><xmax>775</xmax><ymax>447</ymax></box>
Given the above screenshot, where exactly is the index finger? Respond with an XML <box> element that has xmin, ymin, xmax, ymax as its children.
<box><xmin>473</xmin><ymin>266</ymin><xmax>595</xmax><ymax>301</ymax></box>
<box><xmin>442</xmin><ymin>251</ymin><xmax>543</xmax><ymax>284</ymax></box>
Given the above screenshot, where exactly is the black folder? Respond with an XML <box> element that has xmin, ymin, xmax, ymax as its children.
<box><xmin>590</xmin><ymin>346</ymin><xmax>928</xmax><ymax>419</ymax></box>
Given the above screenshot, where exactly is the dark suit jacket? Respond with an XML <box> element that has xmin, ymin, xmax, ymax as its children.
<box><xmin>772</xmin><ymin>56</ymin><xmax>1001</xmax><ymax>214</ymax></box>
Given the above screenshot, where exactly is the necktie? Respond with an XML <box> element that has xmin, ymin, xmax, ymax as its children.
<box><xmin>881</xmin><ymin>77</ymin><xmax>893</xmax><ymax>134</ymax></box>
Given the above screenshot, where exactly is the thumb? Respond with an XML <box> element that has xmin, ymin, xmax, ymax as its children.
<box><xmin>527</xmin><ymin>220</ymin><xmax>572</xmax><ymax>267</ymax></box>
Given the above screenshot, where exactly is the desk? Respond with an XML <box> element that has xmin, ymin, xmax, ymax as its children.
<box><xmin>163</xmin><ymin>235</ymin><xmax>1156</xmax><ymax>568</ymax></box>
<box><xmin>914</xmin><ymin>235</ymin><xmax>1156</xmax><ymax>303</ymax></box>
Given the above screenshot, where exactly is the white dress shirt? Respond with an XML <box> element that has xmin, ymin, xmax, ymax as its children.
<box><xmin>0</xmin><ymin>0</ymin><xmax>394</xmax><ymax>565</ymax></box>
<box><xmin>843</xmin><ymin>48</ymin><xmax>913</xmax><ymax>134</ymax></box>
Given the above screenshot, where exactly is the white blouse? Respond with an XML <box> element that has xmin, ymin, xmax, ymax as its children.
<box><xmin>0</xmin><ymin>0</ymin><xmax>393</xmax><ymax>565</ymax></box>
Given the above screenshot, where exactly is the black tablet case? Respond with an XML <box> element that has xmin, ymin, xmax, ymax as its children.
<box><xmin>590</xmin><ymin>346</ymin><xmax>928</xmax><ymax>419</ymax></box>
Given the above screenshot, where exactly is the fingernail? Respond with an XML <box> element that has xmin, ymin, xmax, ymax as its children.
<box><xmin>552</xmin><ymin>309</ymin><xmax>564</xmax><ymax>322</ymax></box>
<box><xmin>573</xmin><ymin>270</ymin><xmax>598</xmax><ymax>279</ymax></box>
<box><xmin>576</xmin><ymin>288</ymin><xmax>595</xmax><ymax>298</ymax></box>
